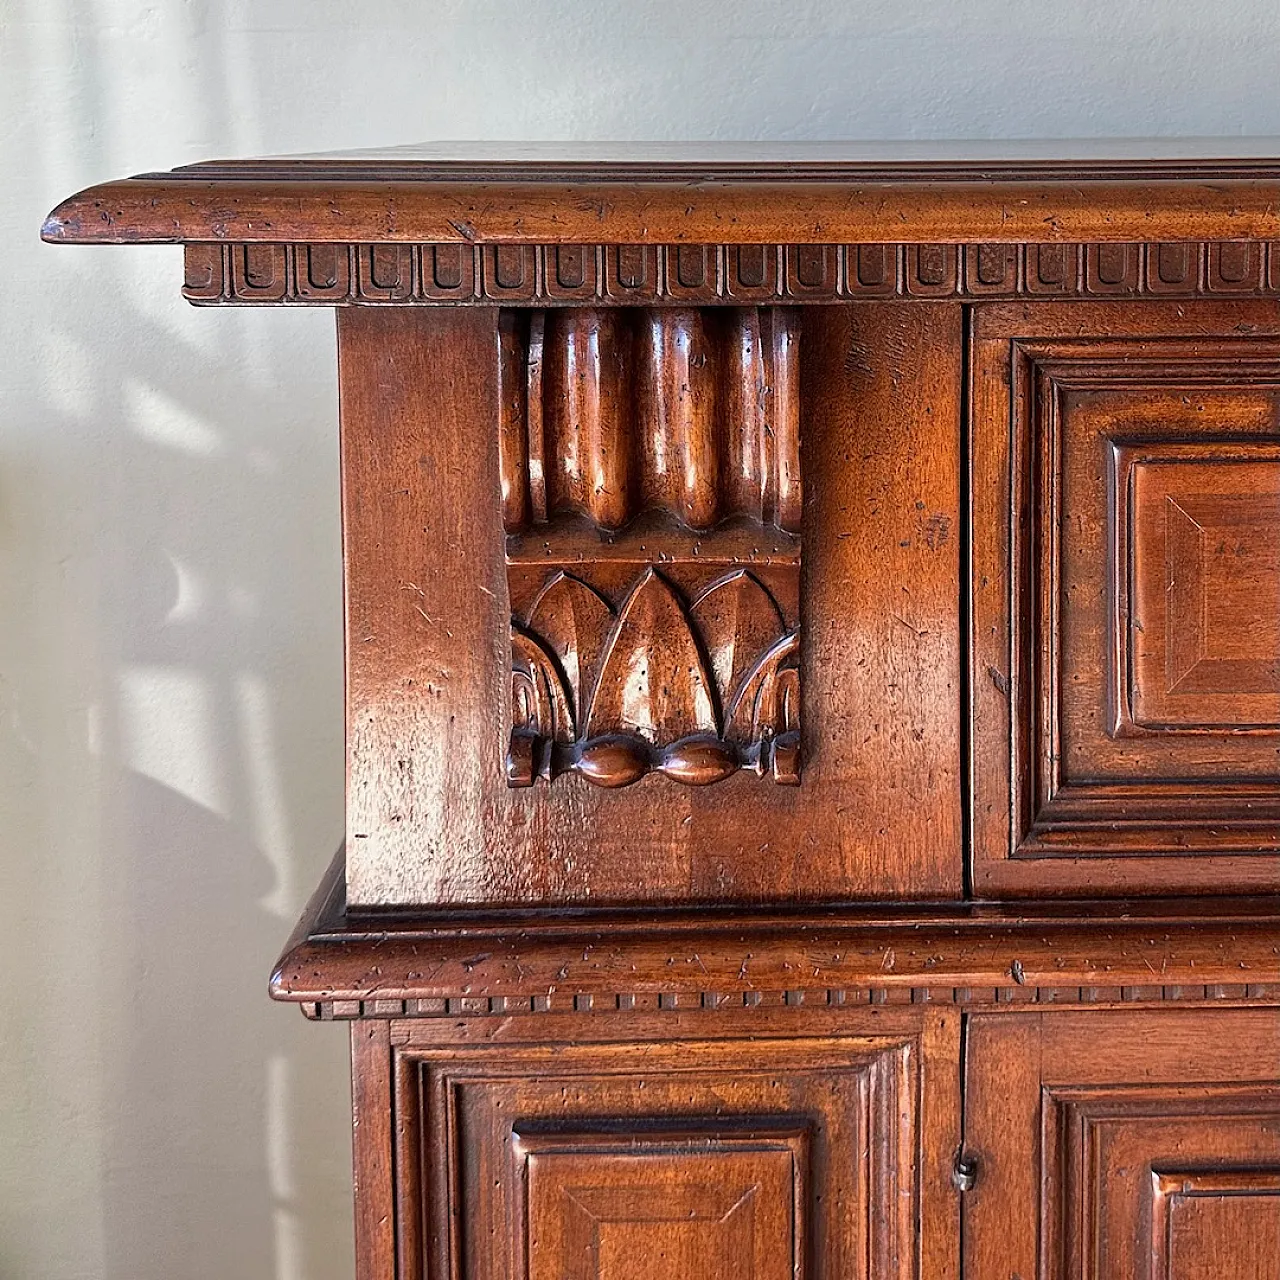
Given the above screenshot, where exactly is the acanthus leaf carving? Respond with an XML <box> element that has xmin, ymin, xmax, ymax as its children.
<box><xmin>586</xmin><ymin>568</ymin><xmax>718</xmax><ymax>743</ymax></box>
<box><xmin>691</xmin><ymin>569</ymin><xmax>788</xmax><ymax>732</ymax></box>
<box><xmin>727</xmin><ymin>632</ymin><xmax>800</xmax><ymax>740</ymax></box>
<box><xmin>729</xmin><ymin>633</ymin><xmax>801</xmax><ymax>785</ymax></box>
<box><xmin>508</xmin><ymin>566</ymin><xmax>799</xmax><ymax>788</ymax></box>
<box><xmin>508</xmin><ymin>626</ymin><xmax>576</xmax><ymax>787</ymax></box>
<box><xmin>524</xmin><ymin>571</ymin><xmax>613</xmax><ymax>730</ymax></box>
<box><xmin>511</xmin><ymin>627</ymin><xmax>575</xmax><ymax>741</ymax></box>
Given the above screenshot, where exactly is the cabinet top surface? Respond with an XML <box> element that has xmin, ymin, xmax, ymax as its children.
<box><xmin>154</xmin><ymin>136</ymin><xmax>1280</xmax><ymax>175</ymax></box>
<box><xmin>43</xmin><ymin>138</ymin><xmax>1280</xmax><ymax>247</ymax></box>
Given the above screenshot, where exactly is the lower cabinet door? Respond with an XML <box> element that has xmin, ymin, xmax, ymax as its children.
<box><xmin>366</xmin><ymin>1010</ymin><xmax>960</xmax><ymax>1280</ymax></box>
<box><xmin>964</xmin><ymin>1007</ymin><xmax>1280</xmax><ymax>1279</ymax></box>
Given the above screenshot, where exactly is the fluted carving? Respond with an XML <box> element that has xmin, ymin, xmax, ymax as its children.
<box><xmin>499</xmin><ymin>307</ymin><xmax>801</xmax><ymax>533</ymax></box>
<box><xmin>508</xmin><ymin>569</ymin><xmax>800</xmax><ymax>788</ymax></box>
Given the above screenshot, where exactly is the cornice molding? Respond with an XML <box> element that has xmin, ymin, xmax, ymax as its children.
<box><xmin>181</xmin><ymin>240</ymin><xmax>1280</xmax><ymax>306</ymax></box>
<box><xmin>271</xmin><ymin>851</ymin><xmax>1280</xmax><ymax>1019</ymax></box>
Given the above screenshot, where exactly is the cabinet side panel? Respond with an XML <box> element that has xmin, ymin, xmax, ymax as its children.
<box><xmin>351</xmin><ymin>1021</ymin><xmax>395</xmax><ymax>1280</ymax></box>
<box><xmin>340</xmin><ymin>309</ymin><xmax>507</xmax><ymax>904</ymax></box>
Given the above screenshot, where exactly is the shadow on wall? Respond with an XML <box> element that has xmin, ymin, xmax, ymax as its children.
<box><xmin>19</xmin><ymin>273</ymin><xmax>353</xmax><ymax>1280</ymax></box>
<box><xmin>5</xmin><ymin>172</ymin><xmax>355</xmax><ymax>1280</ymax></box>
<box><xmin>1</xmin><ymin>8</ymin><xmax>354</xmax><ymax>1271</ymax></box>
<box><xmin>109</xmin><ymin>287</ymin><xmax>352</xmax><ymax>1280</ymax></box>
<box><xmin>18</xmin><ymin>268</ymin><xmax>353</xmax><ymax>1280</ymax></box>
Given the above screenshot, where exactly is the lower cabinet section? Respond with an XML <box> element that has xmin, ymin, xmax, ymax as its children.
<box><xmin>350</xmin><ymin>1003</ymin><xmax>1280</xmax><ymax>1279</ymax></box>
<box><xmin>964</xmin><ymin>1007</ymin><xmax>1280</xmax><ymax>1279</ymax></box>
<box><xmin>355</xmin><ymin>1008</ymin><xmax>960</xmax><ymax>1280</ymax></box>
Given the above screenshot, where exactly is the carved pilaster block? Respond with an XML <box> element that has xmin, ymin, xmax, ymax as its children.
<box><xmin>499</xmin><ymin>306</ymin><xmax>802</xmax><ymax>788</ymax></box>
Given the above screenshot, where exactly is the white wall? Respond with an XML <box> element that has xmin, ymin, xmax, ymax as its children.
<box><xmin>4</xmin><ymin>2</ymin><xmax>1280</xmax><ymax>1277</ymax></box>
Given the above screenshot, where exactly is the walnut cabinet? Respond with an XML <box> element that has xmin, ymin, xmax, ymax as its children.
<box><xmin>46</xmin><ymin>143</ymin><xmax>1280</xmax><ymax>1279</ymax></box>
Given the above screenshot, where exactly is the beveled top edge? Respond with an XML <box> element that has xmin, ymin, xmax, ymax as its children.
<box><xmin>43</xmin><ymin>141</ymin><xmax>1280</xmax><ymax>246</ymax></box>
<box><xmin>267</xmin><ymin>850</ymin><xmax>1280</xmax><ymax>1005</ymax></box>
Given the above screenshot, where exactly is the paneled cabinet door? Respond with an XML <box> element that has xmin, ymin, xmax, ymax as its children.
<box><xmin>964</xmin><ymin>1008</ymin><xmax>1280</xmax><ymax>1279</ymax></box>
<box><xmin>355</xmin><ymin>1010</ymin><xmax>960</xmax><ymax>1280</ymax></box>
<box><xmin>971</xmin><ymin>301</ymin><xmax>1280</xmax><ymax>895</ymax></box>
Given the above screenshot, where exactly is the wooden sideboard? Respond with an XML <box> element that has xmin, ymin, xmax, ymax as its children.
<box><xmin>47</xmin><ymin>143</ymin><xmax>1280</xmax><ymax>1279</ymax></box>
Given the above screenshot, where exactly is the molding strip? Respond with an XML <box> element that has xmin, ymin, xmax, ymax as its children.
<box><xmin>302</xmin><ymin>983</ymin><xmax>1280</xmax><ymax>1020</ymax></box>
<box><xmin>272</xmin><ymin>859</ymin><xmax>1280</xmax><ymax>1021</ymax></box>
<box><xmin>184</xmin><ymin>240</ymin><xmax>1280</xmax><ymax>306</ymax></box>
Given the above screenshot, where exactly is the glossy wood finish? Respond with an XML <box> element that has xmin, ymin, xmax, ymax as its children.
<box><xmin>500</xmin><ymin>308</ymin><xmax>800</xmax><ymax>532</ymax></box>
<box><xmin>971</xmin><ymin>301</ymin><xmax>1280</xmax><ymax>894</ymax></box>
<box><xmin>965</xmin><ymin>1008</ymin><xmax>1280</xmax><ymax>1279</ymax></box>
<box><xmin>507</xmin><ymin>566</ymin><xmax>801</xmax><ymax>788</ymax></box>
<box><xmin>350</xmin><ymin>1021</ymin><xmax>395</xmax><ymax>1280</ymax></box>
<box><xmin>361</xmin><ymin>1003</ymin><xmax>959</xmax><ymax>1280</ymax></box>
<box><xmin>1152</xmin><ymin>1172</ymin><xmax>1280</xmax><ymax>1280</ymax></box>
<box><xmin>42</xmin><ymin>156</ymin><xmax>1280</xmax><ymax>247</ymax></box>
<box><xmin>272</xmin><ymin>849</ymin><xmax>1280</xmax><ymax>1011</ymax></box>
<box><xmin>178</xmin><ymin>239</ymin><xmax>1280</xmax><ymax>308</ymax></box>
<box><xmin>46</xmin><ymin>146</ymin><xmax>1280</xmax><ymax>1280</ymax></box>
<box><xmin>501</xmin><ymin>307</ymin><xmax>802</xmax><ymax>788</ymax></box>
<box><xmin>340</xmin><ymin>301</ymin><xmax>960</xmax><ymax>905</ymax></box>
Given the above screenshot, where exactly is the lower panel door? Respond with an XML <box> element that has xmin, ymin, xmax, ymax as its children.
<box><xmin>369</xmin><ymin>1008</ymin><xmax>959</xmax><ymax>1280</ymax></box>
<box><xmin>964</xmin><ymin>1007</ymin><xmax>1280</xmax><ymax>1279</ymax></box>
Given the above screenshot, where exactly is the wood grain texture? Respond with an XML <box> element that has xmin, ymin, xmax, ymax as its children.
<box><xmin>338</xmin><ymin>306</ymin><xmax>508</xmax><ymax>905</ymax></box>
<box><xmin>1124</xmin><ymin>442</ymin><xmax>1280</xmax><ymax>728</ymax></box>
<box><xmin>523</xmin><ymin>1134</ymin><xmax>801</xmax><ymax>1280</ymax></box>
<box><xmin>350</xmin><ymin>1020</ymin><xmax>394</xmax><ymax>1280</ymax></box>
<box><xmin>341</xmin><ymin>303</ymin><xmax>959</xmax><ymax>905</ymax></box>
<box><xmin>1152</xmin><ymin>1171</ymin><xmax>1280</xmax><ymax>1280</ymax></box>
<box><xmin>802</xmin><ymin>303</ymin><xmax>963</xmax><ymax>897</ymax></box>
<box><xmin>271</xmin><ymin>852</ymin><xmax>1280</xmax><ymax>1007</ymax></box>
<box><xmin>965</xmin><ymin>1008</ymin><xmax>1280</xmax><ymax>1280</ymax></box>
<box><xmin>42</xmin><ymin>172</ymin><xmax>1280</xmax><ymax>247</ymax></box>
<box><xmin>970</xmin><ymin>300</ymin><xmax>1280</xmax><ymax>895</ymax></box>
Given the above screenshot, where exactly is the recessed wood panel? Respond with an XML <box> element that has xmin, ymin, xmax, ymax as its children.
<box><xmin>1125</xmin><ymin>446</ymin><xmax>1280</xmax><ymax>728</ymax></box>
<box><xmin>523</xmin><ymin>1132</ymin><xmax>801</xmax><ymax>1280</ymax></box>
<box><xmin>971</xmin><ymin>302</ymin><xmax>1280</xmax><ymax>895</ymax></box>
<box><xmin>1153</xmin><ymin>1171</ymin><xmax>1280</xmax><ymax>1280</ymax></box>
<box><xmin>964</xmin><ymin>1008</ymin><xmax>1280</xmax><ymax>1280</ymax></box>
